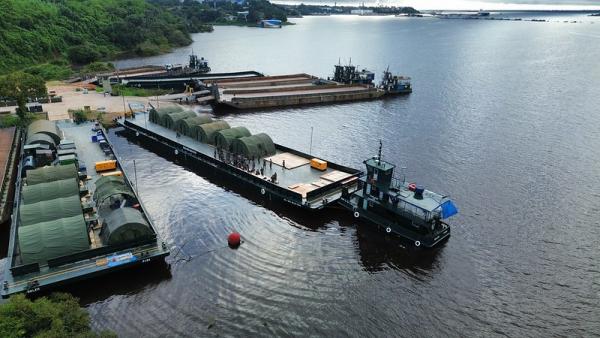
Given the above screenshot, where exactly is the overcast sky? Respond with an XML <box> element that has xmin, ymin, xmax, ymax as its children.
<box><xmin>274</xmin><ymin>0</ymin><xmax>600</xmax><ymax>10</ymax></box>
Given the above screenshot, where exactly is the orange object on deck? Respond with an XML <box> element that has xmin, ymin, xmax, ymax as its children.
<box><xmin>310</xmin><ymin>158</ymin><xmax>327</xmax><ymax>171</ymax></box>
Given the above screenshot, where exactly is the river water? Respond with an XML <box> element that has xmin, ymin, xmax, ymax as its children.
<box><xmin>22</xmin><ymin>14</ymin><xmax>600</xmax><ymax>337</ymax></box>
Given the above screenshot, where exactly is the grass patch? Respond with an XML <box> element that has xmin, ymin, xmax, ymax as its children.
<box><xmin>111</xmin><ymin>85</ymin><xmax>174</xmax><ymax>97</ymax></box>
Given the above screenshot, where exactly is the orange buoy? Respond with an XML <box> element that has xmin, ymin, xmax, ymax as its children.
<box><xmin>228</xmin><ymin>232</ymin><xmax>241</xmax><ymax>248</ymax></box>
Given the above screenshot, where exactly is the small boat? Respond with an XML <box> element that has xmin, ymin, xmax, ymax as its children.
<box><xmin>259</xmin><ymin>19</ymin><xmax>282</xmax><ymax>28</ymax></box>
<box><xmin>380</xmin><ymin>67</ymin><xmax>412</xmax><ymax>94</ymax></box>
<box><xmin>339</xmin><ymin>142</ymin><xmax>457</xmax><ymax>247</ymax></box>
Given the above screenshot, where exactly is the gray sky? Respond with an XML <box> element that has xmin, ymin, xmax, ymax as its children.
<box><xmin>275</xmin><ymin>0</ymin><xmax>600</xmax><ymax>10</ymax></box>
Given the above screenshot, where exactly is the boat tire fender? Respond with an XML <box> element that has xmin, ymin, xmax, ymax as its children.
<box><xmin>385</xmin><ymin>227</ymin><xmax>392</xmax><ymax>233</ymax></box>
<box><xmin>353</xmin><ymin>211</ymin><xmax>360</xmax><ymax>218</ymax></box>
<box><xmin>415</xmin><ymin>240</ymin><xmax>421</xmax><ymax>247</ymax></box>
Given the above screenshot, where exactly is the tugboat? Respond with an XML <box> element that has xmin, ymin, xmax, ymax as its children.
<box><xmin>332</xmin><ymin>61</ymin><xmax>376</xmax><ymax>85</ymax></box>
<box><xmin>380</xmin><ymin>67</ymin><xmax>412</xmax><ymax>94</ymax></box>
<box><xmin>340</xmin><ymin>142</ymin><xmax>457</xmax><ymax>247</ymax></box>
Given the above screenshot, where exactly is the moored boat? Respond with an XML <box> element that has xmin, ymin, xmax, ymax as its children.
<box><xmin>339</xmin><ymin>142</ymin><xmax>457</xmax><ymax>247</ymax></box>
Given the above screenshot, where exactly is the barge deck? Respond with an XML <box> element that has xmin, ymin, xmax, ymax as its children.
<box><xmin>2</xmin><ymin>121</ymin><xmax>169</xmax><ymax>298</ymax></box>
<box><xmin>210</xmin><ymin>74</ymin><xmax>384</xmax><ymax>109</ymax></box>
<box><xmin>120</xmin><ymin>113</ymin><xmax>361</xmax><ymax>209</ymax></box>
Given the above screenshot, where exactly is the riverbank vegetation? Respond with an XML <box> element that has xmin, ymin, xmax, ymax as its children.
<box><xmin>0</xmin><ymin>293</ymin><xmax>115</xmax><ymax>337</ymax></box>
<box><xmin>0</xmin><ymin>0</ymin><xmax>208</xmax><ymax>79</ymax></box>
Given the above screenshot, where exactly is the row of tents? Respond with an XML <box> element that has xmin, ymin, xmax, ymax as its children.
<box><xmin>19</xmin><ymin>164</ymin><xmax>90</xmax><ymax>265</ymax></box>
<box><xmin>148</xmin><ymin>106</ymin><xmax>277</xmax><ymax>158</ymax></box>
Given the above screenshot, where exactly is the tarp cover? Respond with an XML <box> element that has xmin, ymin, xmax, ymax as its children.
<box><xmin>22</xmin><ymin>178</ymin><xmax>79</xmax><ymax>204</ymax></box>
<box><xmin>26</xmin><ymin>133</ymin><xmax>56</xmax><ymax>149</ymax></box>
<box><xmin>213</xmin><ymin>126</ymin><xmax>251</xmax><ymax>149</ymax></box>
<box><xmin>232</xmin><ymin>133</ymin><xmax>276</xmax><ymax>158</ymax></box>
<box><xmin>161</xmin><ymin>111</ymin><xmax>196</xmax><ymax>129</ymax></box>
<box><xmin>20</xmin><ymin>194</ymin><xmax>82</xmax><ymax>226</ymax></box>
<box><xmin>175</xmin><ymin>115</ymin><xmax>213</xmax><ymax>137</ymax></box>
<box><xmin>440</xmin><ymin>200</ymin><xmax>458</xmax><ymax>219</ymax></box>
<box><xmin>18</xmin><ymin>214</ymin><xmax>89</xmax><ymax>265</ymax></box>
<box><xmin>26</xmin><ymin>164</ymin><xmax>77</xmax><ymax>185</ymax></box>
<box><xmin>101</xmin><ymin>207</ymin><xmax>153</xmax><ymax>245</ymax></box>
<box><xmin>149</xmin><ymin>106</ymin><xmax>183</xmax><ymax>124</ymax></box>
<box><xmin>94</xmin><ymin>175</ymin><xmax>135</xmax><ymax>203</ymax></box>
<box><xmin>195</xmin><ymin>121</ymin><xmax>230</xmax><ymax>143</ymax></box>
<box><xmin>27</xmin><ymin>120</ymin><xmax>61</xmax><ymax>144</ymax></box>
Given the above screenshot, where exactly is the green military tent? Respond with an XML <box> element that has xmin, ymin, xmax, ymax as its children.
<box><xmin>149</xmin><ymin>106</ymin><xmax>183</xmax><ymax>124</ymax></box>
<box><xmin>26</xmin><ymin>164</ymin><xmax>77</xmax><ymax>185</ymax></box>
<box><xmin>195</xmin><ymin>121</ymin><xmax>230</xmax><ymax>143</ymax></box>
<box><xmin>27</xmin><ymin>120</ymin><xmax>61</xmax><ymax>144</ymax></box>
<box><xmin>18</xmin><ymin>214</ymin><xmax>89</xmax><ymax>265</ymax></box>
<box><xmin>231</xmin><ymin>133</ymin><xmax>277</xmax><ymax>158</ymax></box>
<box><xmin>175</xmin><ymin>115</ymin><xmax>213</xmax><ymax>137</ymax></box>
<box><xmin>20</xmin><ymin>195</ymin><xmax>82</xmax><ymax>226</ymax></box>
<box><xmin>101</xmin><ymin>207</ymin><xmax>154</xmax><ymax>246</ymax></box>
<box><xmin>21</xmin><ymin>178</ymin><xmax>79</xmax><ymax>205</ymax></box>
<box><xmin>94</xmin><ymin>175</ymin><xmax>135</xmax><ymax>204</ymax></box>
<box><xmin>213</xmin><ymin>126</ymin><xmax>251</xmax><ymax>150</ymax></box>
<box><xmin>161</xmin><ymin>111</ymin><xmax>197</xmax><ymax>130</ymax></box>
<box><xmin>26</xmin><ymin>133</ymin><xmax>56</xmax><ymax>150</ymax></box>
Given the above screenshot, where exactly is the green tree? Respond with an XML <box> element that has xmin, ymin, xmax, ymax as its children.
<box><xmin>0</xmin><ymin>71</ymin><xmax>47</xmax><ymax>119</ymax></box>
<box><xmin>0</xmin><ymin>293</ymin><xmax>116</xmax><ymax>338</ymax></box>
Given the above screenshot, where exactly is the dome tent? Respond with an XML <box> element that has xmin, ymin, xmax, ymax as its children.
<box><xmin>161</xmin><ymin>111</ymin><xmax>197</xmax><ymax>130</ymax></box>
<box><xmin>20</xmin><ymin>195</ymin><xmax>82</xmax><ymax>226</ymax></box>
<box><xmin>21</xmin><ymin>178</ymin><xmax>79</xmax><ymax>204</ymax></box>
<box><xmin>213</xmin><ymin>126</ymin><xmax>251</xmax><ymax>150</ymax></box>
<box><xmin>195</xmin><ymin>121</ymin><xmax>230</xmax><ymax>143</ymax></box>
<box><xmin>18</xmin><ymin>214</ymin><xmax>89</xmax><ymax>265</ymax></box>
<box><xmin>94</xmin><ymin>175</ymin><xmax>135</xmax><ymax>204</ymax></box>
<box><xmin>28</xmin><ymin>120</ymin><xmax>61</xmax><ymax>144</ymax></box>
<box><xmin>149</xmin><ymin>106</ymin><xmax>183</xmax><ymax>124</ymax></box>
<box><xmin>26</xmin><ymin>164</ymin><xmax>78</xmax><ymax>185</ymax></box>
<box><xmin>101</xmin><ymin>207</ymin><xmax>154</xmax><ymax>246</ymax></box>
<box><xmin>231</xmin><ymin>133</ymin><xmax>276</xmax><ymax>158</ymax></box>
<box><xmin>26</xmin><ymin>133</ymin><xmax>56</xmax><ymax>150</ymax></box>
<box><xmin>175</xmin><ymin>115</ymin><xmax>213</xmax><ymax>137</ymax></box>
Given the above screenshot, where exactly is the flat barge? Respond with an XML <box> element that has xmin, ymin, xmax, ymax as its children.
<box><xmin>119</xmin><ymin>107</ymin><xmax>457</xmax><ymax>247</ymax></box>
<box><xmin>120</xmin><ymin>112</ymin><xmax>361</xmax><ymax>209</ymax></box>
<box><xmin>211</xmin><ymin>73</ymin><xmax>384</xmax><ymax>110</ymax></box>
<box><xmin>2</xmin><ymin>120</ymin><xmax>169</xmax><ymax>298</ymax></box>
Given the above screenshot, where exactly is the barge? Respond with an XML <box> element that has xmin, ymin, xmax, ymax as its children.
<box><xmin>120</xmin><ymin>111</ymin><xmax>361</xmax><ymax>209</ymax></box>
<box><xmin>119</xmin><ymin>107</ymin><xmax>457</xmax><ymax>246</ymax></box>
<box><xmin>211</xmin><ymin>73</ymin><xmax>384</xmax><ymax>110</ymax></box>
<box><xmin>2</xmin><ymin>120</ymin><xmax>169</xmax><ymax>298</ymax></box>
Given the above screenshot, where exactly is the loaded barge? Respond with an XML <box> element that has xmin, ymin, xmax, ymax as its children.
<box><xmin>210</xmin><ymin>64</ymin><xmax>411</xmax><ymax>110</ymax></box>
<box><xmin>119</xmin><ymin>107</ymin><xmax>457</xmax><ymax>247</ymax></box>
<box><xmin>2</xmin><ymin>120</ymin><xmax>169</xmax><ymax>298</ymax></box>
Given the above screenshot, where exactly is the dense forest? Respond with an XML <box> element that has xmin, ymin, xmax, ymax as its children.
<box><xmin>0</xmin><ymin>0</ymin><xmax>289</xmax><ymax>79</ymax></box>
<box><xmin>0</xmin><ymin>0</ymin><xmax>211</xmax><ymax>77</ymax></box>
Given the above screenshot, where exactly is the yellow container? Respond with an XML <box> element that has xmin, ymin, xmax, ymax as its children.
<box><xmin>310</xmin><ymin>158</ymin><xmax>327</xmax><ymax>171</ymax></box>
<box><xmin>95</xmin><ymin>160</ymin><xmax>117</xmax><ymax>172</ymax></box>
<box><xmin>100</xmin><ymin>170</ymin><xmax>122</xmax><ymax>177</ymax></box>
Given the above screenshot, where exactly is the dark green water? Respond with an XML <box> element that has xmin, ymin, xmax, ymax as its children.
<box><xmin>17</xmin><ymin>14</ymin><xmax>600</xmax><ymax>337</ymax></box>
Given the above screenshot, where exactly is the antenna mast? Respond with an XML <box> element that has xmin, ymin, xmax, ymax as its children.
<box><xmin>377</xmin><ymin>140</ymin><xmax>383</xmax><ymax>163</ymax></box>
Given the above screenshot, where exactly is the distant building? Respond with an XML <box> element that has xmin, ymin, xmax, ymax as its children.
<box><xmin>350</xmin><ymin>9</ymin><xmax>373</xmax><ymax>15</ymax></box>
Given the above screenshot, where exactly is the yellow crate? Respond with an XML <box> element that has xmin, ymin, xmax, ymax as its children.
<box><xmin>95</xmin><ymin>160</ymin><xmax>117</xmax><ymax>172</ymax></box>
<box><xmin>310</xmin><ymin>158</ymin><xmax>327</xmax><ymax>171</ymax></box>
